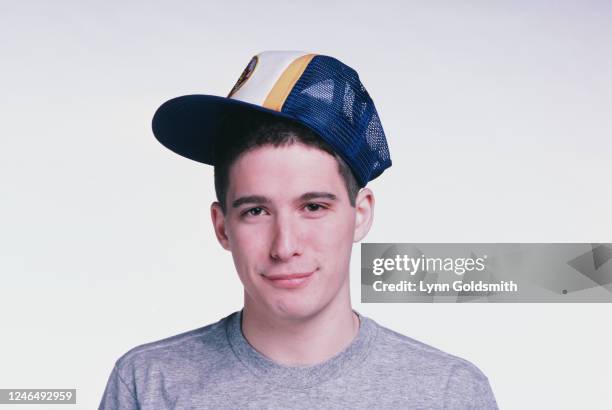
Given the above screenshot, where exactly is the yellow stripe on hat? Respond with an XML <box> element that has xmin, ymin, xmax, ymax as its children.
<box><xmin>262</xmin><ymin>54</ymin><xmax>316</xmax><ymax>112</ymax></box>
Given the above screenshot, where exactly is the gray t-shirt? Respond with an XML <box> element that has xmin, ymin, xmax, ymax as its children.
<box><xmin>99</xmin><ymin>310</ymin><xmax>498</xmax><ymax>409</ymax></box>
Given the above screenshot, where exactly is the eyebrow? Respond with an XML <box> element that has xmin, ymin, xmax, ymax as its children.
<box><xmin>231</xmin><ymin>192</ymin><xmax>338</xmax><ymax>208</ymax></box>
<box><xmin>299</xmin><ymin>192</ymin><xmax>337</xmax><ymax>202</ymax></box>
<box><xmin>232</xmin><ymin>195</ymin><xmax>270</xmax><ymax>208</ymax></box>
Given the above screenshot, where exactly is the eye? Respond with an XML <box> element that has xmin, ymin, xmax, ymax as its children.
<box><xmin>304</xmin><ymin>203</ymin><xmax>325</xmax><ymax>212</ymax></box>
<box><xmin>243</xmin><ymin>207</ymin><xmax>265</xmax><ymax>217</ymax></box>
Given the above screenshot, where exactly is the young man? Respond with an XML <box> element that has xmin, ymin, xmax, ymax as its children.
<box><xmin>100</xmin><ymin>51</ymin><xmax>498</xmax><ymax>409</ymax></box>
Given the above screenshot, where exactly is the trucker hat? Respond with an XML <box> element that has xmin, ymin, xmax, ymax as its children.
<box><xmin>152</xmin><ymin>50</ymin><xmax>391</xmax><ymax>187</ymax></box>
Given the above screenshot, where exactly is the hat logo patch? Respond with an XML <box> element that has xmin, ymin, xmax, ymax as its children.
<box><xmin>228</xmin><ymin>56</ymin><xmax>258</xmax><ymax>98</ymax></box>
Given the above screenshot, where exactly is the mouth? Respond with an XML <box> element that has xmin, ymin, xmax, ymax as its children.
<box><xmin>262</xmin><ymin>270</ymin><xmax>316</xmax><ymax>289</ymax></box>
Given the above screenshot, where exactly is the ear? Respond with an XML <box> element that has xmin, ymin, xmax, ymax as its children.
<box><xmin>211</xmin><ymin>202</ymin><xmax>231</xmax><ymax>250</ymax></box>
<box><xmin>353</xmin><ymin>188</ymin><xmax>375</xmax><ymax>243</ymax></box>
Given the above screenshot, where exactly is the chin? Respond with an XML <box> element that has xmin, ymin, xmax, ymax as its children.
<box><xmin>268</xmin><ymin>297</ymin><xmax>324</xmax><ymax>321</ymax></box>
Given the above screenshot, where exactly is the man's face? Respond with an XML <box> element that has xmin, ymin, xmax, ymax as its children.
<box><xmin>212</xmin><ymin>143</ymin><xmax>372</xmax><ymax>321</ymax></box>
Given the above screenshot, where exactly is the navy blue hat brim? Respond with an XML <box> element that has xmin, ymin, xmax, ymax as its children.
<box><xmin>152</xmin><ymin>95</ymin><xmax>294</xmax><ymax>165</ymax></box>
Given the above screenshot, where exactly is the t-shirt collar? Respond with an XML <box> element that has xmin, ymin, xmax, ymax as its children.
<box><xmin>225</xmin><ymin>308</ymin><xmax>378</xmax><ymax>389</ymax></box>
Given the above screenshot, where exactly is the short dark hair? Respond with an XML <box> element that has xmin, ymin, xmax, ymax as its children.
<box><xmin>213</xmin><ymin>113</ymin><xmax>360</xmax><ymax>213</ymax></box>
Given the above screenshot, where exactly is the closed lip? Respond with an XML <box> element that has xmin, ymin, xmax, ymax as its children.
<box><xmin>265</xmin><ymin>271</ymin><xmax>314</xmax><ymax>280</ymax></box>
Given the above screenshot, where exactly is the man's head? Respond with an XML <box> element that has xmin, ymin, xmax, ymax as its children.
<box><xmin>152</xmin><ymin>50</ymin><xmax>392</xmax><ymax>321</ymax></box>
<box><xmin>210</xmin><ymin>116</ymin><xmax>375</xmax><ymax>320</ymax></box>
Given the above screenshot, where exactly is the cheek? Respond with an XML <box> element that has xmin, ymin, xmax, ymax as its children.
<box><xmin>227</xmin><ymin>224</ymin><xmax>271</xmax><ymax>273</ymax></box>
<box><xmin>307</xmin><ymin>213</ymin><xmax>355</xmax><ymax>259</ymax></box>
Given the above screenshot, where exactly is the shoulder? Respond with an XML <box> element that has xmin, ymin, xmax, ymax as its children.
<box><xmin>362</xmin><ymin>316</ymin><xmax>498</xmax><ymax>407</ymax></box>
<box><xmin>362</xmin><ymin>315</ymin><xmax>493</xmax><ymax>398</ymax></box>
<box><xmin>100</xmin><ymin>312</ymin><xmax>238</xmax><ymax>408</ymax></box>
<box><xmin>370</xmin><ymin>318</ymin><xmax>488</xmax><ymax>380</ymax></box>
<box><xmin>113</xmin><ymin>312</ymin><xmax>234</xmax><ymax>378</ymax></box>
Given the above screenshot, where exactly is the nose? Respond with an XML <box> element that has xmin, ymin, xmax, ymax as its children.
<box><xmin>269</xmin><ymin>213</ymin><xmax>302</xmax><ymax>262</ymax></box>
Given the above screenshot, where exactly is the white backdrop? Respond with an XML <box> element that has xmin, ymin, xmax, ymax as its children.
<box><xmin>1</xmin><ymin>1</ymin><xmax>611</xmax><ymax>409</ymax></box>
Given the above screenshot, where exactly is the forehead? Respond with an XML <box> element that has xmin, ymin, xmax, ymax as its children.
<box><xmin>227</xmin><ymin>143</ymin><xmax>344</xmax><ymax>199</ymax></box>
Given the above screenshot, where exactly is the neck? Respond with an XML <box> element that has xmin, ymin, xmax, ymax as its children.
<box><xmin>240</xmin><ymin>283</ymin><xmax>360</xmax><ymax>366</ymax></box>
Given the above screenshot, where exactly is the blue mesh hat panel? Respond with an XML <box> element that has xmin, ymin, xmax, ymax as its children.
<box><xmin>281</xmin><ymin>55</ymin><xmax>392</xmax><ymax>187</ymax></box>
